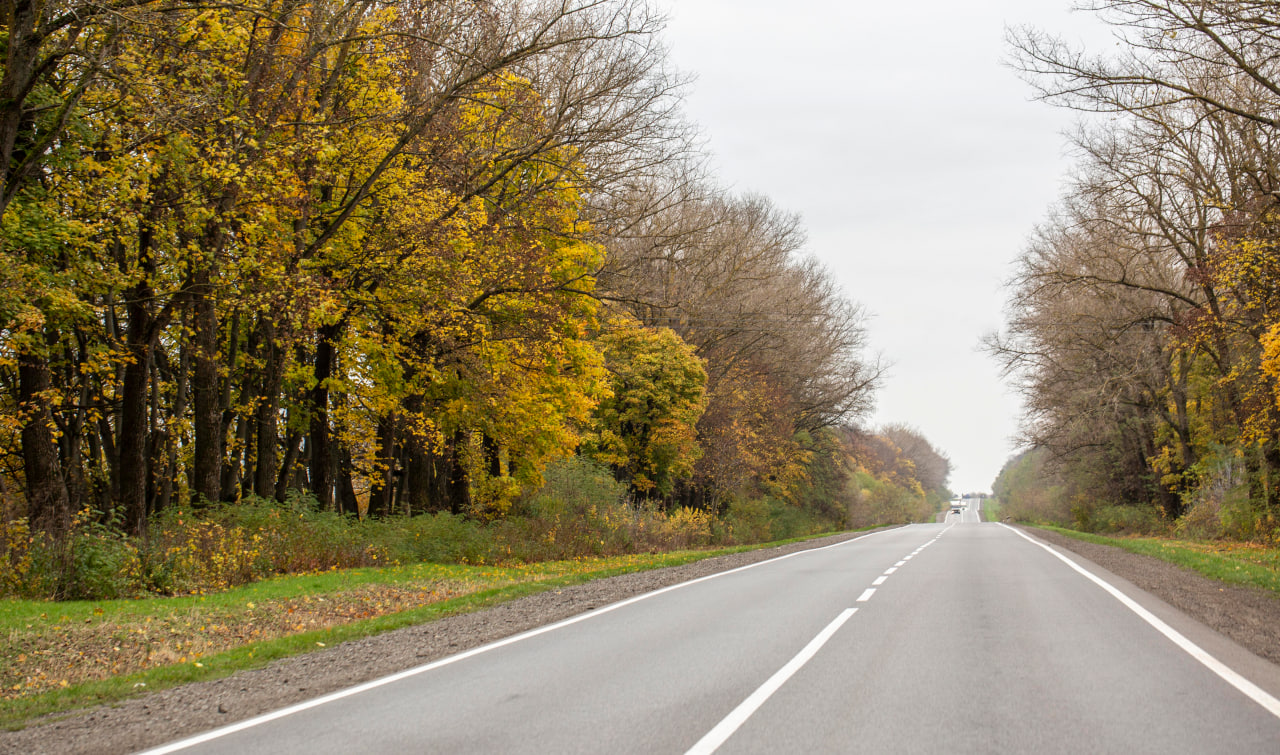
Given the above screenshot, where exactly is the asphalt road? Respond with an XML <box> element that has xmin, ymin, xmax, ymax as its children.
<box><xmin>143</xmin><ymin>518</ymin><xmax>1280</xmax><ymax>754</ymax></box>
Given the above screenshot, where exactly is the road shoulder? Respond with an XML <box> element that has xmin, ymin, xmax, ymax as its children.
<box><xmin>1021</xmin><ymin>526</ymin><xmax>1280</xmax><ymax>669</ymax></box>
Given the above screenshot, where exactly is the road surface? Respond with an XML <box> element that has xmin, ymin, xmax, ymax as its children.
<box><xmin>142</xmin><ymin>521</ymin><xmax>1280</xmax><ymax>754</ymax></box>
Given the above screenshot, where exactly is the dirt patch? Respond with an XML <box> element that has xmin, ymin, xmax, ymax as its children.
<box><xmin>1024</xmin><ymin>526</ymin><xmax>1280</xmax><ymax>666</ymax></box>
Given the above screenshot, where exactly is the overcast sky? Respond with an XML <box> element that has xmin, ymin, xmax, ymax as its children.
<box><xmin>658</xmin><ymin>0</ymin><xmax>1114</xmax><ymax>494</ymax></box>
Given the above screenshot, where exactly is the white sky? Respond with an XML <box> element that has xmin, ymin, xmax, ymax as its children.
<box><xmin>659</xmin><ymin>0</ymin><xmax>1113</xmax><ymax>494</ymax></box>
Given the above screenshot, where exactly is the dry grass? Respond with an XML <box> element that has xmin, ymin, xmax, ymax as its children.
<box><xmin>0</xmin><ymin>582</ymin><xmax>484</xmax><ymax>699</ymax></box>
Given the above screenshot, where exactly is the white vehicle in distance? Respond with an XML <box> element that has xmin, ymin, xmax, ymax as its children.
<box><xmin>949</xmin><ymin>498</ymin><xmax>964</xmax><ymax>515</ymax></box>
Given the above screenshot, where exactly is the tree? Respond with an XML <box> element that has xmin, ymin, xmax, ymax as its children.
<box><xmin>582</xmin><ymin>322</ymin><xmax>706</xmax><ymax>497</ymax></box>
<box><xmin>1000</xmin><ymin>0</ymin><xmax>1280</xmax><ymax>527</ymax></box>
<box><xmin>597</xmin><ymin>187</ymin><xmax>880</xmax><ymax>504</ymax></box>
<box><xmin>879</xmin><ymin>424</ymin><xmax>951</xmax><ymax>498</ymax></box>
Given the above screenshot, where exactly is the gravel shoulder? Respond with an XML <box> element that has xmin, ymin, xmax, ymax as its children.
<box><xmin>5</xmin><ymin>524</ymin><xmax>1280</xmax><ymax>754</ymax></box>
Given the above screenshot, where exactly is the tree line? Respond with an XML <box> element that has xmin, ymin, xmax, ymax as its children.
<box><xmin>0</xmin><ymin>0</ymin><xmax>946</xmax><ymax>550</ymax></box>
<box><xmin>991</xmin><ymin>1</ymin><xmax>1280</xmax><ymax>537</ymax></box>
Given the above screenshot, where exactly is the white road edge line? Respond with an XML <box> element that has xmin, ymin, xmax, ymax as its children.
<box><xmin>137</xmin><ymin>529</ymin><xmax>900</xmax><ymax>755</ymax></box>
<box><xmin>684</xmin><ymin>608</ymin><xmax>857</xmax><ymax>755</ymax></box>
<box><xmin>1000</xmin><ymin>524</ymin><xmax>1280</xmax><ymax>720</ymax></box>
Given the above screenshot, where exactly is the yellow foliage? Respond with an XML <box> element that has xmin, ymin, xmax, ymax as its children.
<box><xmin>0</xmin><ymin>517</ymin><xmax>33</xmax><ymax>595</ymax></box>
<box><xmin>157</xmin><ymin>516</ymin><xmax>263</xmax><ymax>594</ymax></box>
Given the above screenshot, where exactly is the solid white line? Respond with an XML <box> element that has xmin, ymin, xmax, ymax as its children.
<box><xmin>856</xmin><ymin>588</ymin><xmax>876</xmax><ymax>602</ymax></box>
<box><xmin>872</xmin><ymin>576</ymin><xmax>887</xmax><ymax>586</ymax></box>
<box><xmin>684</xmin><ymin>608</ymin><xmax>857</xmax><ymax>755</ymax></box>
<box><xmin>137</xmin><ymin>529</ymin><xmax>901</xmax><ymax>755</ymax></box>
<box><xmin>1000</xmin><ymin>524</ymin><xmax>1280</xmax><ymax>720</ymax></box>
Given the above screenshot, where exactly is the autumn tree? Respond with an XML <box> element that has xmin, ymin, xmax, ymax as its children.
<box><xmin>582</xmin><ymin>322</ymin><xmax>707</xmax><ymax>497</ymax></box>
<box><xmin>0</xmin><ymin>0</ymin><xmax>690</xmax><ymax>537</ymax></box>
<box><xmin>597</xmin><ymin>187</ymin><xmax>880</xmax><ymax>506</ymax></box>
<box><xmin>879</xmin><ymin>424</ymin><xmax>951</xmax><ymax>498</ymax></box>
<box><xmin>1000</xmin><ymin>0</ymin><xmax>1280</xmax><ymax>530</ymax></box>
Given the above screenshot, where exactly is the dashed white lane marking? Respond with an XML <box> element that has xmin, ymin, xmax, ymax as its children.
<box><xmin>138</xmin><ymin>529</ymin><xmax>903</xmax><ymax>755</ymax></box>
<box><xmin>684</xmin><ymin>608</ymin><xmax>858</xmax><ymax>755</ymax></box>
<box><xmin>689</xmin><ymin>524</ymin><xmax>956</xmax><ymax>754</ymax></box>
<box><xmin>1001</xmin><ymin>524</ymin><xmax>1280</xmax><ymax>721</ymax></box>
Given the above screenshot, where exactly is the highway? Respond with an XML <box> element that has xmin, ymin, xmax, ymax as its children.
<box><xmin>143</xmin><ymin>512</ymin><xmax>1280</xmax><ymax>754</ymax></box>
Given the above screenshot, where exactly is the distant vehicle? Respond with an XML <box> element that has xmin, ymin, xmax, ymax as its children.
<box><xmin>949</xmin><ymin>499</ymin><xmax>964</xmax><ymax>515</ymax></box>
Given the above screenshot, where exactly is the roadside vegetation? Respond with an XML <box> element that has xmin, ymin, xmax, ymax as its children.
<box><xmin>990</xmin><ymin>2</ymin><xmax>1280</xmax><ymax>551</ymax></box>
<box><xmin>0</xmin><ymin>0</ymin><xmax>955</xmax><ymax>604</ymax></box>
<box><xmin>980</xmin><ymin>497</ymin><xmax>1000</xmax><ymax>523</ymax></box>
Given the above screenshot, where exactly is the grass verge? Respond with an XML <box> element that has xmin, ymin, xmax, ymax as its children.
<box><xmin>0</xmin><ymin>531</ymin><xmax>849</xmax><ymax>730</ymax></box>
<box><xmin>1033</xmin><ymin>525</ymin><xmax>1280</xmax><ymax>594</ymax></box>
<box><xmin>982</xmin><ymin>498</ymin><xmax>1001</xmax><ymax>522</ymax></box>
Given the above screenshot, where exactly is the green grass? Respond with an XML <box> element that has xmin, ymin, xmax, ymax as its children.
<box><xmin>0</xmin><ymin>530</ymin><xmax>853</xmax><ymax>730</ymax></box>
<box><xmin>1034</xmin><ymin>525</ymin><xmax>1280</xmax><ymax>594</ymax></box>
<box><xmin>982</xmin><ymin>498</ymin><xmax>1001</xmax><ymax>522</ymax></box>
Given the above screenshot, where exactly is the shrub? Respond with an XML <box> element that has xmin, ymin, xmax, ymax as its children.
<box><xmin>720</xmin><ymin>495</ymin><xmax>772</xmax><ymax>544</ymax></box>
<box><xmin>383</xmin><ymin>512</ymin><xmax>492</xmax><ymax>564</ymax></box>
<box><xmin>659</xmin><ymin>507</ymin><xmax>713</xmax><ymax>548</ymax></box>
<box><xmin>1217</xmin><ymin>486</ymin><xmax>1268</xmax><ymax>542</ymax></box>
<box><xmin>1076</xmin><ymin>503</ymin><xmax>1166</xmax><ymax>536</ymax></box>
<box><xmin>14</xmin><ymin>509</ymin><xmax>143</xmax><ymax>600</ymax></box>
<box><xmin>762</xmin><ymin>497</ymin><xmax>831</xmax><ymax>540</ymax></box>
<box><xmin>144</xmin><ymin>513</ymin><xmax>262</xmax><ymax>594</ymax></box>
<box><xmin>0</xmin><ymin>515</ymin><xmax>33</xmax><ymax>595</ymax></box>
<box><xmin>57</xmin><ymin>525</ymin><xmax>143</xmax><ymax>600</ymax></box>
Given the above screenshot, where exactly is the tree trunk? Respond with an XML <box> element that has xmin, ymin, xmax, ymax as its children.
<box><xmin>157</xmin><ymin>342</ymin><xmax>190</xmax><ymax>514</ymax></box>
<box><xmin>483</xmin><ymin>433</ymin><xmax>501</xmax><ymax>478</ymax></box>
<box><xmin>446</xmin><ymin>430</ymin><xmax>471</xmax><ymax>515</ymax></box>
<box><xmin>308</xmin><ymin>322</ymin><xmax>342</xmax><ymax>510</ymax></box>
<box><xmin>276</xmin><ymin>422</ymin><xmax>303</xmax><ymax>503</ymax></box>
<box><xmin>18</xmin><ymin>352</ymin><xmax>71</xmax><ymax>536</ymax></box>
<box><xmin>219</xmin><ymin>312</ymin><xmax>250</xmax><ymax>501</ymax></box>
<box><xmin>370</xmin><ymin>417</ymin><xmax>397</xmax><ymax>517</ymax></box>
<box><xmin>0</xmin><ymin>0</ymin><xmax>46</xmax><ymax>214</ymax></box>
<box><xmin>254</xmin><ymin>321</ymin><xmax>286</xmax><ymax>499</ymax></box>
<box><xmin>191</xmin><ymin>268</ymin><xmax>222</xmax><ymax>506</ymax></box>
<box><xmin>118</xmin><ymin>293</ymin><xmax>155</xmax><ymax>533</ymax></box>
<box><xmin>338</xmin><ymin>442</ymin><xmax>359</xmax><ymax>516</ymax></box>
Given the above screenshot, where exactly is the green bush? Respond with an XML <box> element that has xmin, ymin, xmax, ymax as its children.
<box><xmin>1215</xmin><ymin>486</ymin><xmax>1266</xmax><ymax>541</ymax></box>
<box><xmin>1075</xmin><ymin>503</ymin><xmax>1166</xmax><ymax>536</ymax></box>
<box><xmin>383</xmin><ymin>512</ymin><xmax>492</xmax><ymax>564</ymax></box>
<box><xmin>16</xmin><ymin>515</ymin><xmax>143</xmax><ymax>601</ymax></box>
<box><xmin>721</xmin><ymin>495</ymin><xmax>772</xmax><ymax>543</ymax></box>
